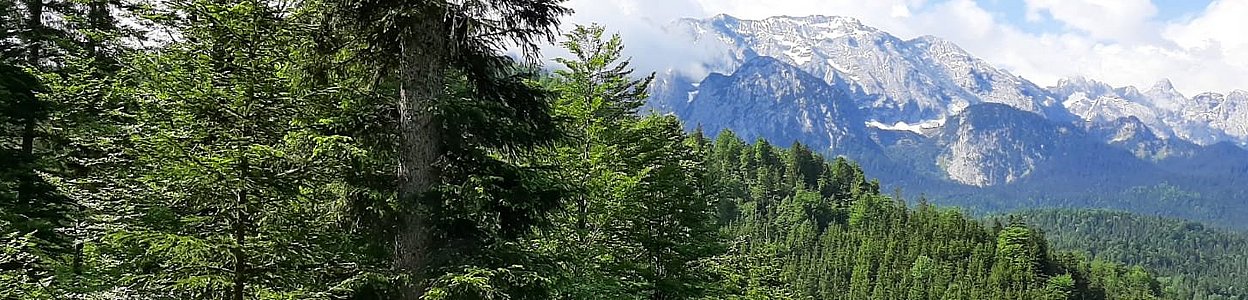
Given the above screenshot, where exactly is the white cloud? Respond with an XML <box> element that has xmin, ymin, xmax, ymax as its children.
<box><xmin>891</xmin><ymin>4</ymin><xmax>913</xmax><ymax>18</ymax></box>
<box><xmin>548</xmin><ymin>0</ymin><xmax>719</xmax><ymax>78</ymax></box>
<box><xmin>1023</xmin><ymin>0</ymin><xmax>1159</xmax><ymax>43</ymax></box>
<box><xmin>1164</xmin><ymin>0</ymin><xmax>1248</xmax><ymax>70</ymax></box>
<box><xmin>550</xmin><ymin>0</ymin><xmax>1248</xmax><ymax>94</ymax></box>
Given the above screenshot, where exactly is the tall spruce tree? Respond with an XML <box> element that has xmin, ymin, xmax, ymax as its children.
<box><xmin>94</xmin><ymin>0</ymin><xmax>380</xmax><ymax>297</ymax></box>
<box><xmin>541</xmin><ymin>24</ymin><xmax>720</xmax><ymax>299</ymax></box>
<box><xmin>0</xmin><ymin>0</ymin><xmax>97</xmax><ymax>294</ymax></box>
<box><xmin>315</xmin><ymin>1</ymin><xmax>569</xmax><ymax>297</ymax></box>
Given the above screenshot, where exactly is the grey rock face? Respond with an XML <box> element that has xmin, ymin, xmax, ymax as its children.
<box><xmin>660</xmin><ymin>14</ymin><xmax>1060</xmax><ymax>125</ymax></box>
<box><xmin>934</xmin><ymin>104</ymin><xmax>1061</xmax><ymax>186</ymax></box>
<box><xmin>1052</xmin><ymin>77</ymin><xmax>1248</xmax><ymax>147</ymax></box>
<box><xmin>675</xmin><ymin>55</ymin><xmax>868</xmax><ymax>152</ymax></box>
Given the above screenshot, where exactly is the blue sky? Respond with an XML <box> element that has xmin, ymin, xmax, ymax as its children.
<box><xmin>977</xmin><ymin>0</ymin><xmax>1065</xmax><ymax>35</ymax></box>
<box><xmin>977</xmin><ymin>0</ymin><xmax>1210</xmax><ymax>35</ymax></box>
<box><xmin>1150</xmin><ymin>0</ymin><xmax>1210</xmax><ymax>20</ymax></box>
<box><xmin>559</xmin><ymin>0</ymin><xmax>1247</xmax><ymax>93</ymax></box>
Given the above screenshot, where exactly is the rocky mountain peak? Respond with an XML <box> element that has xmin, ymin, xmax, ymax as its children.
<box><xmin>784</xmin><ymin>15</ymin><xmax>873</xmax><ymax>30</ymax></box>
<box><xmin>1145</xmin><ymin>79</ymin><xmax>1186</xmax><ymax>110</ymax></box>
<box><xmin>709</xmin><ymin>13</ymin><xmax>738</xmax><ymax>22</ymax></box>
<box><xmin>1106</xmin><ymin>116</ymin><xmax>1159</xmax><ymax>142</ymax></box>
<box><xmin>1230</xmin><ymin>90</ymin><xmax>1248</xmax><ymax>100</ymax></box>
<box><xmin>1053</xmin><ymin>76</ymin><xmax>1115</xmax><ymax>99</ymax></box>
<box><xmin>1115</xmin><ymin>86</ymin><xmax>1144</xmax><ymax>101</ymax></box>
<box><xmin>666</xmin><ymin>14</ymin><xmax>1059</xmax><ymax>125</ymax></box>
<box><xmin>662</xmin><ymin>55</ymin><xmax>869</xmax><ymax>154</ymax></box>
<box><xmin>705</xmin><ymin>14</ymin><xmax>882</xmax><ymax>43</ymax></box>
<box><xmin>1151</xmin><ymin>78</ymin><xmax>1176</xmax><ymax>92</ymax></box>
<box><xmin>1056</xmin><ymin>76</ymin><xmax>1103</xmax><ymax>87</ymax></box>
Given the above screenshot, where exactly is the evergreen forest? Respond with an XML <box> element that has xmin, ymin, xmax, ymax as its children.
<box><xmin>1013</xmin><ymin>209</ymin><xmax>1248</xmax><ymax>300</ymax></box>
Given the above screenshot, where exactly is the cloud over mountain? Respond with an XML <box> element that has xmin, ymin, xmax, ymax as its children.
<box><xmin>551</xmin><ymin>0</ymin><xmax>1246</xmax><ymax>95</ymax></box>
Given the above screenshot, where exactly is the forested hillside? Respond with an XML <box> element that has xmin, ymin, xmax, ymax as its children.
<box><xmin>690</xmin><ymin>131</ymin><xmax>1167</xmax><ymax>300</ymax></box>
<box><xmin>0</xmin><ymin>0</ymin><xmax>1182</xmax><ymax>298</ymax></box>
<box><xmin>1013</xmin><ymin>209</ymin><xmax>1248</xmax><ymax>300</ymax></box>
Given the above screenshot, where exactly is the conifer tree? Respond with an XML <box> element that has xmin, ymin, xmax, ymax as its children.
<box><xmin>95</xmin><ymin>0</ymin><xmax>375</xmax><ymax>297</ymax></box>
<box><xmin>315</xmin><ymin>1</ymin><xmax>570</xmax><ymax>296</ymax></box>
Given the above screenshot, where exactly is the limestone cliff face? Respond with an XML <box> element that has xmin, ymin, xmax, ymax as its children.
<box><xmin>674</xmin><ymin>55</ymin><xmax>871</xmax><ymax>154</ymax></box>
<box><xmin>935</xmin><ymin>104</ymin><xmax>1060</xmax><ymax>186</ymax></box>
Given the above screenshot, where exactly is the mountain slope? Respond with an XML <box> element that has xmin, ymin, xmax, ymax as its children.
<box><xmin>659</xmin><ymin>14</ymin><xmax>1062</xmax><ymax>124</ymax></box>
<box><xmin>700</xmin><ymin>132</ymin><xmax>1171</xmax><ymax>300</ymax></box>
<box><xmin>1051</xmin><ymin>77</ymin><xmax>1248</xmax><ymax>147</ymax></box>
<box><xmin>655</xmin><ymin>14</ymin><xmax>1248</xmax><ymax>148</ymax></box>
<box><xmin>1083</xmin><ymin>116</ymin><xmax>1201</xmax><ymax>161</ymax></box>
<box><xmin>933</xmin><ymin>103</ymin><xmax>1166</xmax><ymax>188</ymax></box>
<box><xmin>674</xmin><ymin>55</ymin><xmax>870</xmax><ymax>152</ymax></box>
<box><xmin>1178</xmin><ymin>91</ymin><xmax>1248</xmax><ymax>145</ymax></box>
<box><xmin>934</xmin><ymin>103</ymin><xmax>1064</xmax><ymax>186</ymax></box>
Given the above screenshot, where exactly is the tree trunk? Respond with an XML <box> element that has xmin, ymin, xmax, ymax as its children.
<box><xmin>22</xmin><ymin>0</ymin><xmax>42</xmax><ymax>66</ymax></box>
<box><xmin>17</xmin><ymin>120</ymin><xmax>35</xmax><ymax>203</ymax></box>
<box><xmin>17</xmin><ymin>0</ymin><xmax>43</xmax><ymax>207</ymax></box>
<box><xmin>394</xmin><ymin>16</ymin><xmax>448</xmax><ymax>300</ymax></box>
<box><xmin>576</xmin><ymin>69</ymin><xmax>599</xmax><ymax>236</ymax></box>
<box><xmin>233</xmin><ymin>156</ymin><xmax>249</xmax><ymax>300</ymax></box>
<box><xmin>86</xmin><ymin>0</ymin><xmax>108</xmax><ymax>68</ymax></box>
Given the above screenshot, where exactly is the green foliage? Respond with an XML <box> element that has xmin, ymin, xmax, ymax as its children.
<box><xmin>537</xmin><ymin>24</ymin><xmax>720</xmax><ymax>300</ymax></box>
<box><xmin>424</xmin><ymin>266</ymin><xmax>551</xmax><ymax>300</ymax></box>
<box><xmin>1</xmin><ymin>230</ymin><xmax>54</xmax><ymax>299</ymax></box>
<box><xmin>1015</xmin><ymin>209</ymin><xmax>1248</xmax><ymax>300</ymax></box>
<box><xmin>698</xmin><ymin>129</ymin><xmax>1168</xmax><ymax>300</ymax></box>
<box><xmin>1</xmin><ymin>0</ymin><xmax>132</xmax><ymax>293</ymax></box>
<box><xmin>310</xmin><ymin>0</ymin><xmax>573</xmax><ymax>298</ymax></box>
<box><xmin>79</xmin><ymin>0</ymin><xmax>389</xmax><ymax>298</ymax></box>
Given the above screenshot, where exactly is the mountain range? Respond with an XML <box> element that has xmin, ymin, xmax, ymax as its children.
<box><xmin>642</xmin><ymin>14</ymin><xmax>1248</xmax><ymax>228</ymax></box>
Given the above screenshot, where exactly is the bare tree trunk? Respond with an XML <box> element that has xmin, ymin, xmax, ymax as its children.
<box><xmin>394</xmin><ymin>16</ymin><xmax>447</xmax><ymax>300</ymax></box>
<box><xmin>577</xmin><ymin>65</ymin><xmax>600</xmax><ymax>236</ymax></box>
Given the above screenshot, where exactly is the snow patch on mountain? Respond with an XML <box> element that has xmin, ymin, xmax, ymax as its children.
<box><xmin>866</xmin><ymin>118</ymin><xmax>945</xmax><ymax>135</ymax></box>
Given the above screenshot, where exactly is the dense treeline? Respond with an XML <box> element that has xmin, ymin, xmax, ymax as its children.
<box><xmin>930</xmin><ymin>182</ymin><xmax>1248</xmax><ymax>229</ymax></box>
<box><xmin>0</xmin><ymin>0</ymin><xmax>1177</xmax><ymax>298</ymax></box>
<box><xmin>1013</xmin><ymin>209</ymin><xmax>1248</xmax><ymax>300</ymax></box>
<box><xmin>697</xmin><ymin>131</ymin><xmax>1166</xmax><ymax>300</ymax></box>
